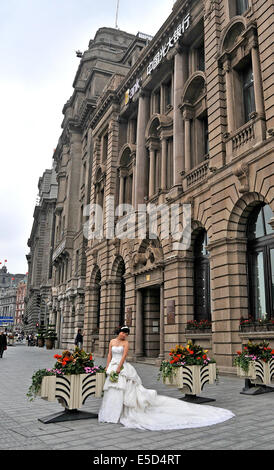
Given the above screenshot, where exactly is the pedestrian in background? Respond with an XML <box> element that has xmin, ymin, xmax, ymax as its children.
<box><xmin>0</xmin><ymin>331</ymin><xmax>7</xmax><ymax>358</ymax></box>
<box><xmin>74</xmin><ymin>329</ymin><xmax>84</xmax><ymax>350</ymax></box>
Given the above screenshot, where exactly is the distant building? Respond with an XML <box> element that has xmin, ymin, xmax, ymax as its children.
<box><xmin>0</xmin><ymin>266</ymin><xmax>26</xmax><ymax>329</ymax></box>
<box><xmin>15</xmin><ymin>280</ymin><xmax>27</xmax><ymax>330</ymax></box>
<box><xmin>25</xmin><ymin>164</ymin><xmax>58</xmax><ymax>332</ymax></box>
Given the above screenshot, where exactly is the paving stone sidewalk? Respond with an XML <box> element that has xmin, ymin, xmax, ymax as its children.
<box><xmin>0</xmin><ymin>344</ymin><xmax>273</xmax><ymax>451</ymax></box>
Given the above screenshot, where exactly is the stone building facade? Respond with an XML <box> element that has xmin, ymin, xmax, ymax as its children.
<box><xmin>25</xmin><ymin>165</ymin><xmax>58</xmax><ymax>332</ymax></box>
<box><xmin>49</xmin><ymin>27</ymin><xmax>150</xmax><ymax>348</ymax></box>
<box><xmin>81</xmin><ymin>0</ymin><xmax>274</xmax><ymax>374</ymax></box>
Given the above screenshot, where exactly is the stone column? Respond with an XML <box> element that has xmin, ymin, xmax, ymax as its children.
<box><xmin>161</xmin><ymin>137</ymin><xmax>167</xmax><ymax>190</ymax></box>
<box><xmin>251</xmin><ymin>40</ymin><xmax>265</xmax><ymax>117</ymax></box>
<box><xmin>135</xmin><ymin>90</ymin><xmax>150</xmax><ymax>206</ymax></box>
<box><xmin>183</xmin><ymin>109</ymin><xmax>192</xmax><ymax>172</ymax></box>
<box><xmin>135</xmin><ymin>289</ymin><xmax>143</xmax><ymax>358</ymax></box>
<box><xmin>159</xmin><ymin>282</ymin><xmax>165</xmax><ymax>360</ymax></box>
<box><xmin>119</xmin><ymin>170</ymin><xmax>125</xmax><ymax>206</ymax></box>
<box><xmin>173</xmin><ymin>46</ymin><xmax>188</xmax><ymax>184</ymax></box>
<box><xmin>149</xmin><ymin>146</ymin><xmax>156</xmax><ymax>197</ymax></box>
<box><xmin>132</xmin><ymin>165</ymin><xmax>136</xmax><ymax>207</ymax></box>
<box><xmin>223</xmin><ymin>57</ymin><xmax>235</xmax><ymax>133</ymax></box>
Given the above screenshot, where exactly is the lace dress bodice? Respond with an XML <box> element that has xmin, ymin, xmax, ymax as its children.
<box><xmin>111</xmin><ymin>345</ymin><xmax>124</xmax><ymax>361</ymax></box>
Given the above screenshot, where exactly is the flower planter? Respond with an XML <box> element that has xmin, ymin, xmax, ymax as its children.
<box><xmin>37</xmin><ymin>338</ymin><xmax>44</xmax><ymax>348</ymax></box>
<box><xmin>45</xmin><ymin>338</ymin><xmax>55</xmax><ymax>350</ymax></box>
<box><xmin>38</xmin><ymin>372</ymin><xmax>106</xmax><ymax>423</ymax></box>
<box><xmin>236</xmin><ymin>359</ymin><xmax>274</xmax><ymax>395</ymax></box>
<box><xmin>163</xmin><ymin>363</ymin><xmax>217</xmax><ymax>403</ymax></box>
<box><xmin>236</xmin><ymin>358</ymin><xmax>274</xmax><ymax>385</ymax></box>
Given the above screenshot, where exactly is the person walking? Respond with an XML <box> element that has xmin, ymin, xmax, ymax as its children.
<box><xmin>74</xmin><ymin>329</ymin><xmax>84</xmax><ymax>350</ymax></box>
<box><xmin>0</xmin><ymin>331</ymin><xmax>7</xmax><ymax>358</ymax></box>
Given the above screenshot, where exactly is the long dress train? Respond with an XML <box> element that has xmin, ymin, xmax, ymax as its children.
<box><xmin>98</xmin><ymin>346</ymin><xmax>235</xmax><ymax>431</ymax></box>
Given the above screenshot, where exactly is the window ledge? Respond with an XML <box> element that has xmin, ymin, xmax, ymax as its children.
<box><xmin>182</xmin><ymin>159</ymin><xmax>209</xmax><ymax>191</ymax></box>
<box><xmin>224</xmin><ymin>114</ymin><xmax>266</xmax><ymax>162</ymax></box>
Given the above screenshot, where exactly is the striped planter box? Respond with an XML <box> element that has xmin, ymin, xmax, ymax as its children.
<box><xmin>163</xmin><ymin>363</ymin><xmax>217</xmax><ymax>396</ymax></box>
<box><xmin>38</xmin><ymin>372</ymin><xmax>105</xmax><ymax>410</ymax></box>
<box><xmin>236</xmin><ymin>359</ymin><xmax>274</xmax><ymax>385</ymax></box>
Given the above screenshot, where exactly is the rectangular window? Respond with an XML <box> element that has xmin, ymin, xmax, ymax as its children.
<box><xmin>198</xmin><ymin>43</ymin><xmax>205</xmax><ymax>72</ymax></box>
<box><xmin>102</xmin><ymin>133</ymin><xmax>108</xmax><ymax>162</ymax></box>
<box><xmin>250</xmin><ymin>251</ymin><xmax>267</xmax><ymax>320</ymax></box>
<box><xmin>165</xmin><ymin>80</ymin><xmax>172</xmax><ymax>110</ymax></box>
<box><xmin>236</xmin><ymin>0</ymin><xmax>249</xmax><ymax>15</ymax></box>
<box><xmin>154</xmin><ymin>89</ymin><xmax>160</xmax><ymax>114</ymax></box>
<box><xmin>242</xmin><ymin>65</ymin><xmax>255</xmax><ymax>123</ymax></box>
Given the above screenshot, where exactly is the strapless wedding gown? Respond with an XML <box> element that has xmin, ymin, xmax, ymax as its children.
<box><xmin>98</xmin><ymin>346</ymin><xmax>235</xmax><ymax>430</ymax></box>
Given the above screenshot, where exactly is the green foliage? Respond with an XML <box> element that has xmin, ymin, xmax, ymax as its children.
<box><xmin>44</xmin><ymin>325</ymin><xmax>58</xmax><ymax>340</ymax></box>
<box><xmin>26</xmin><ymin>369</ymin><xmax>55</xmax><ymax>401</ymax></box>
<box><xmin>234</xmin><ymin>341</ymin><xmax>274</xmax><ymax>373</ymax></box>
<box><xmin>158</xmin><ymin>341</ymin><xmax>216</xmax><ymax>382</ymax></box>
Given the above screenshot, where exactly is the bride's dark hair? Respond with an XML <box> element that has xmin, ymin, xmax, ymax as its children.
<box><xmin>115</xmin><ymin>326</ymin><xmax>130</xmax><ymax>335</ymax></box>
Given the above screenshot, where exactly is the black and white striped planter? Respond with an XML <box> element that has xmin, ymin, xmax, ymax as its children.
<box><xmin>163</xmin><ymin>363</ymin><xmax>217</xmax><ymax>403</ymax></box>
<box><xmin>236</xmin><ymin>359</ymin><xmax>274</xmax><ymax>395</ymax></box>
<box><xmin>38</xmin><ymin>372</ymin><xmax>105</xmax><ymax>423</ymax></box>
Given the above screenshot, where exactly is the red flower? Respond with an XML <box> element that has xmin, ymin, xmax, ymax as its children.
<box><xmin>237</xmin><ymin>351</ymin><xmax>242</xmax><ymax>355</ymax></box>
<box><xmin>203</xmin><ymin>355</ymin><xmax>207</xmax><ymax>360</ymax></box>
<box><xmin>197</xmin><ymin>357</ymin><xmax>201</xmax><ymax>360</ymax></box>
<box><xmin>89</xmin><ymin>355</ymin><xmax>93</xmax><ymax>360</ymax></box>
<box><xmin>189</xmin><ymin>350</ymin><xmax>194</xmax><ymax>355</ymax></box>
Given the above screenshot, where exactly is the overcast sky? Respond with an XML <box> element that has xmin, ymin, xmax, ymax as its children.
<box><xmin>0</xmin><ymin>0</ymin><xmax>174</xmax><ymax>274</ymax></box>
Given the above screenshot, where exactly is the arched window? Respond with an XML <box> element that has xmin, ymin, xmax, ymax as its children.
<box><xmin>247</xmin><ymin>204</ymin><xmax>274</xmax><ymax>320</ymax></box>
<box><xmin>194</xmin><ymin>230</ymin><xmax>211</xmax><ymax>321</ymax></box>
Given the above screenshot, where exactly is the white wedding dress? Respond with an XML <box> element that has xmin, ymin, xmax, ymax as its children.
<box><xmin>98</xmin><ymin>346</ymin><xmax>235</xmax><ymax>430</ymax></box>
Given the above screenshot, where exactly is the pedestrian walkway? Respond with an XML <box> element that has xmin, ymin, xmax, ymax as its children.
<box><xmin>0</xmin><ymin>344</ymin><xmax>273</xmax><ymax>450</ymax></box>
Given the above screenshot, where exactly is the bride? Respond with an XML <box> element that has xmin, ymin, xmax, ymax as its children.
<box><xmin>98</xmin><ymin>326</ymin><xmax>235</xmax><ymax>430</ymax></box>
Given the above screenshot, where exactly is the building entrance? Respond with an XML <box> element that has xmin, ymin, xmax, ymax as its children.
<box><xmin>140</xmin><ymin>286</ymin><xmax>161</xmax><ymax>358</ymax></box>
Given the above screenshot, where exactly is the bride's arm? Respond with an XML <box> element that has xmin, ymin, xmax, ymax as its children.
<box><xmin>106</xmin><ymin>341</ymin><xmax>113</xmax><ymax>371</ymax></box>
<box><xmin>117</xmin><ymin>342</ymin><xmax>129</xmax><ymax>374</ymax></box>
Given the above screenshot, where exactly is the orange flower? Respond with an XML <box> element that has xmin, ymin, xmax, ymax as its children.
<box><xmin>189</xmin><ymin>350</ymin><xmax>194</xmax><ymax>355</ymax></box>
<box><xmin>271</xmin><ymin>350</ymin><xmax>274</xmax><ymax>355</ymax></box>
<box><xmin>237</xmin><ymin>351</ymin><xmax>242</xmax><ymax>355</ymax></box>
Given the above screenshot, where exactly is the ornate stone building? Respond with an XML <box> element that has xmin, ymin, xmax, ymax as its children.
<box><xmin>25</xmin><ymin>165</ymin><xmax>58</xmax><ymax>332</ymax></box>
<box><xmin>81</xmin><ymin>0</ymin><xmax>274</xmax><ymax>374</ymax></box>
<box><xmin>49</xmin><ymin>28</ymin><xmax>149</xmax><ymax>348</ymax></box>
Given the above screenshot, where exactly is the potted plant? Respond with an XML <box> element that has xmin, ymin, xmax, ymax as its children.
<box><xmin>239</xmin><ymin>316</ymin><xmax>256</xmax><ymax>332</ymax></box>
<box><xmin>44</xmin><ymin>325</ymin><xmax>58</xmax><ymax>350</ymax></box>
<box><xmin>27</xmin><ymin>348</ymin><xmax>106</xmax><ymax>423</ymax></box>
<box><xmin>159</xmin><ymin>340</ymin><xmax>217</xmax><ymax>403</ymax></box>
<box><xmin>186</xmin><ymin>319</ymin><xmax>212</xmax><ymax>333</ymax></box>
<box><xmin>255</xmin><ymin>318</ymin><xmax>269</xmax><ymax>332</ymax></box>
<box><xmin>7</xmin><ymin>334</ymin><xmax>15</xmax><ymax>346</ymax></box>
<box><xmin>37</xmin><ymin>326</ymin><xmax>46</xmax><ymax>347</ymax></box>
<box><xmin>234</xmin><ymin>340</ymin><xmax>274</xmax><ymax>395</ymax></box>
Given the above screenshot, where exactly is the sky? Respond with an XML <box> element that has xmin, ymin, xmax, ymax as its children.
<box><xmin>0</xmin><ymin>0</ymin><xmax>174</xmax><ymax>274</ymax></box>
